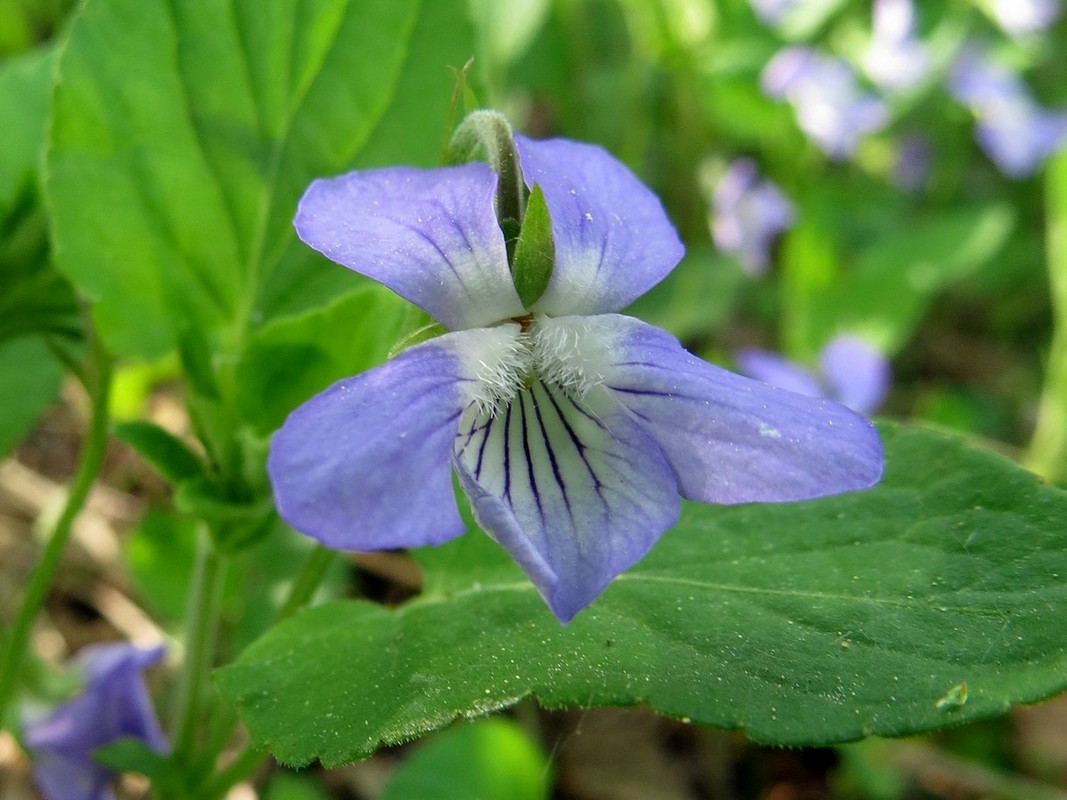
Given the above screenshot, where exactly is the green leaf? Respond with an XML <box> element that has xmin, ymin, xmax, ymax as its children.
<box><xmin>807</xmin><ymin>204</ymin><xmax>1014</xmax><ymax>355</ymax></box>
<box><xmin>511</xmin><ymin>183</ymin><xmax>554</xmax><ymax>307</ymax></box>
<box><xmin>380</xmin><ymin>718</ymin><xmax>550</xmax><ymax>800</ymax></box>
<box><xmin>235</xmin><ymin>284</ymin><xmax>410</xmax><ymax>435</ymax></box>
<box><xmin>0</xmin><ymin>337</ymin><xmax>64</xmax><ymax>458</ymax></box>
<box><xmin>0</xmin><ymin>45</ymin><xmax>79</xmax><ymax>344</ymax></box>
<box><xmin>113</xmin><ymin>420</ymin><xmax>205</xmax><ymax>484</ymax></box>
<box><xmin>93</xmin><ymin>737</ymin><xmax>172</xmax><ymax>780</ymax></box>
<box><xmin>217</xmin><ymin>422</ymin><xmax>1067</xmax><ymax>766</ymax></box>
<box><xmin>46</xmin><ymin>0</ymin><xmax>420</xmax><ymax>359</ymax></box>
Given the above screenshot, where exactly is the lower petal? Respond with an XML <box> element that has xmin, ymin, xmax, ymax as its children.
<box><xmin>268</xmin><ymin>328</ymin><xmax>517</xmax><ymax>551</ymax></box>
<box><xmin>594</xmin><ymin>315</ymin><xmax>884</xmax><ymax>504</ymax></box>
<box><xmin>453</xmin><ymin>381</ymin><xmax>679</xmax><ymax>622</ymax></box>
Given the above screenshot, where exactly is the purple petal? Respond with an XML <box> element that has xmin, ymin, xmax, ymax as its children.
<box><xmin>24</xmin><ymin>643</ymin><xmax>167</xmax><ymax>800</ymax></box>
<box><xmin>711</xmin><ymin>159</ymin><xmax>795</xmax><ymax>275</ymax></box>
<box><xmin>598</xmin><ymin>316</ymin><xmax>884</xmax><ymax>504</ymax></box>
<box><xmin>763</xmin><ymin>47</ymin><xmax>888</xmax><ymax>158</ymax></box>
<box><xmin>863</xmin><ymin>0</ymin><xmax>930</xmax><ymax>90</ymax></box>
<box><xmin>513</xmin><ymin>134</ymin><xmax>685</xmax><ymax>316</ymax></box>
<box><xmin>452</xmin><ymin>382</ymin><xmax>679</xmax><ymax>622</ymax></box>
<box><xmin>294</xmin><ymin>164</ymin><xmax>525</xmax><ymax>330</ymax></box>
<box><xmin>975</xmin><ymin>103</ymin><xmax>1067</xmax><ymax>178</ymax></box>
<box><xmin>269</xmin><ymin>327</ymin><xmax>523</xmax><ymax>550</ymax></box>
<box><xmin>991</xmin><ymin>0</ymin><xmax>1061</xmax><ymax>35</ymax></box>
<box><xmin>818</xmin><ymin>336</ymin><xmax>891</xmax><ymax>415</ymax></box>
<box><xmin>735</xmin><ymin>348</ymin><xmax>824</xmax><ymax>399</ymax></box>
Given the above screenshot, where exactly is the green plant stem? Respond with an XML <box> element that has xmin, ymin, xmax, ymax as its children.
<box><xmin>169</xmin><ymin>527</ymin><xmax>228</xmax><ymax>780</ymax></box>
<box><xmin>277</xmin><ymin>544</ymin><xmax>337</xmax><ymax>621</ymax></box>
<box><xmin>192</xmin><ymin>543</ymin><xmax>337</xmax><ymax>798</ymax></box>
<box><xmin>1025</xmin><ymin>150</ymin><xmax>1067</xmax><ymax>484</ymax></box>
<box><xmin>0</xmin><ymin>330</ymin><xmax>111</xmax><ymax>726</ymax></box>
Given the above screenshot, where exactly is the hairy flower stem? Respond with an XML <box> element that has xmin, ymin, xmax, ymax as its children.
<box><xmin>166</xmin><ymin>527</ymin><xmax>228</xmax><ymax>795</ymax></box>
<box><xmin>191</xmin><ymin>544</ymin><xmax>337</xmax><ymax>799</ymax></box>
<box><xmin>1025</xmin><ymin>150</ymin><xmax>1067</xmax><ymax>484</ymax></box>
<box><xmin>0</xmin><ymin>325</ymin><xmax>111</xmax><ymax>725</ymax></box>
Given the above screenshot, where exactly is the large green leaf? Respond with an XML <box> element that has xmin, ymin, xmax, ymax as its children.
<box><xmin>234</xmin><ymin>284</ymin><xmax>411</xmax><ymax>434</ymax></box>
<box><xmin>0</xmin><ymin>45</ymin><xmax>78</xmax><ymax>344</ymax></box>
<box><xmin>0</xmin><ymin>337</ymin><xmax>64</xmax><ymax>456</ymax></box>
<box><xmin>217</xmin><ymin>423</ymin><xmax>1067</xmax><ymax>766</ymax></box>
<box><xmin>45</xmin><ymin>0</ymin><xmax>425</xmax><ymax>359</ymax></box>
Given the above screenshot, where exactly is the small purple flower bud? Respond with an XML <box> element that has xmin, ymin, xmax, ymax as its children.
<box><xmin>23</xmin><ymin>643</ymin><xmax>168</xmax><ymax>800</ymax></box>
<box><xmin>762</xmin><ymin>47</ymin><xmax>889</xmax><ymax>159</ymax></box>
<box><xmin>710</xmin><ymin>158</ymin><xmax>795</xmax><ymax>276</ymax></box>
<box><xmin>893</xmin><ymin>134</ymin><xmax>932</xmax><ymax>190</ymax></box>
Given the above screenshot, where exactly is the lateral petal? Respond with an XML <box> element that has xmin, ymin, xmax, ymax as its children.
<box><xmin>593</xmin><ymin>315</ymin><xmax>884</xmax><ymax>504</ymax></box>
<box><xmin>453</xmin><ymin>382</ymin><xmax>680</xmax><ymax>622</ymax></box>
<box><xmin>514</xmin><ymin>134</ymin><xmax>684</xmax><ymax>316</ymax></box>
<box><xmin>294</xmin><ymin>163</ymin><xmax>525</xmax><ymax>330</ymax></box>
<box><xmin>269</xmin><ymin>327</ymin><xmax>522</xmax><ymax>551</ymax></box>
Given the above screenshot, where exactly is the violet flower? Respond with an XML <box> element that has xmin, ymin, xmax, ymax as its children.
<box><xmin>989</xmin><ymin>0</ymin><xmax>1061</xmax><ymax>35</ymax></box>
<box><xmin>862</xmin><ymin>0</ymin><xmax>930</xmax><ymax>91</ymax></box>
<box><xmin>271</xmin><ymin>131</ymin><xmax>884</xmax><ymax>622</ymax></box>
<box><xmin>736</xmin><ymin>336</ymin><xmax>891</xmax><ymax>416</ymax></box>
<box><xmin>748</xmin><ymin>0</ymin><xmax>803</xmax><ymax>26</ymax></box>
<box><xmin>762</xmin><ymin>47</ymin><xmax>889</xmax><ymax>159</ymax></box>
<box><xmin>949</xmin><ymin>46</ymin><xmax>1067</xmax><ymax>177</ymax></box>
<box><xmin>23</xmin><ymin>643</ymin><xmax>167</xmax><ymax>800</ymax></box>
<box><xmin>710</xmin><ymin>158</ymin><xmax>795</xmax><ymax>276</ymax></box>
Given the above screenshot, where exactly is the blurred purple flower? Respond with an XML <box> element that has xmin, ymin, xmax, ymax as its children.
<box><xmin>748</xmin><ymin>0</ymin><xmax>803</xmax><ymax>26</ymax></box>
<box><xmin>23</xmin><ymin>643</ymin><xmax>167</xmax><ymax>800</ymax></box>
<box><xmin>710</xmin><ymin>158</ymin><xmax>795</xmax><ymax>276</ymax></box>
<box><xmin>737</xmin><ymin>336</ymin><xmax>891</xmax><ymax>415</ymax></box>
<box><xmin>271</xmin><ymin>132</ymin><xmax>884</xmax><ymax>622</ymax></box>
<box><xmin>862</xmin><ymin>0</ymin><xmax>931</xmax><ymax>91</ymax></box>
<box><xmin>762</xmin><ymin>46</ymin><xmax>889</xmax><ymax>158</ymax></box>
<box><xmin>990</xmin><ymin>0</ymin><xmax>1061</xmax><ymax>35</ymax></box>
<box><xmin>893</xmin><ymin>134</ymin><xmax>932</xmax><ymax>190</ymax></box>
<box><xmin>949</xmin><ymin>46</ymin><xmax>1067</xmax><ymax>177</ymax></box>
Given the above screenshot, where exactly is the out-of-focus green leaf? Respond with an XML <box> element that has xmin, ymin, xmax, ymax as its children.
<box><xmin>0</xmin><ymin>45</ymin><xmax>79</xmax><ymax>344</ymax></box>
<box><xmin>113</xmin><ymin>420</ymin><xmax>205</xmax><ymax>485</ymax></box>
<box><xmin>380</xmin><ymin>718</ymin><xmax>550</xmax><ymax>800</ymax></box>
<box><xmin>235</xmin><ymin>284</ymin><xmax>410</xmax><ymax>435</ymax></box>
<box><xmin>46</xmin><ymin>0</ymin><xmax>420</xmax><ymax>359</ymax></box>
<box><xmin>803</xmin><ymin>204</ymin><xmax>1014</xmax><ymax>355</ymax></box>
<box><xmin>0</xmin><ymin>337</ymin><xmax>63</xmax><ymax>457</ymax></box>
<box><xmin>218</xmin><ymin>422</ymin><xmax>1067</xmax><ymax>766</ymax></box>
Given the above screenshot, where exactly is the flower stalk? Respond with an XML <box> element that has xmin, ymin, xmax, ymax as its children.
<box><xmin>0</xmin><ymin>321</ymin><xmax>111</xmax><ymax>724</ymax></box>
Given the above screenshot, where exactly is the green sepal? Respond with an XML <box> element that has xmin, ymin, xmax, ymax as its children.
<box><xmin>387</xmin><ymin>321</ymin><xmax>448</xmax><ymax>359</ymax></box>
<box><xmin>511</xmin><ymin>184</ymin><xmax>554</xmax><ymax>307</ymax></box>
<box><xmin>447</xmin><ymin>110</ymin><xmax>525</xmax><ymax>230</ymax></box>
<box><xmin>113</xmin><ymin>420</ymin><xmax>206</xmax><ymax>485</ymax></box>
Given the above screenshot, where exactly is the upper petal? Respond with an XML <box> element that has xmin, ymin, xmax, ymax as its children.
<box><xmin>514</xmin><ymin>134</ymin><xmax>684</xmax><ymax>316</ymax></box>
<box><xmin>294</xmin><ymin>163</ymin><xmax>525</xmax><ymax>329</ymax></box>
<box><xmin>453</xmin><ymin>382</ymin><xmax>680</xmax><ymax>622</ymax></box>
<box><xmin>592</xmin><ymin>315</ymin><xmax>884</xmax><ymax>504</ymax></box>
<box><xmin>268</xmin><ymin>327</ymin><xmax>523</xmax><ymax>551</ymax></box>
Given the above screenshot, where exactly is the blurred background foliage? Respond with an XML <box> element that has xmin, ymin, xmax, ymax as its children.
<box><xmin>1</xmin><ymin>0</ymin><xmax>1066</xmax><ymax>798</ymax></box>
